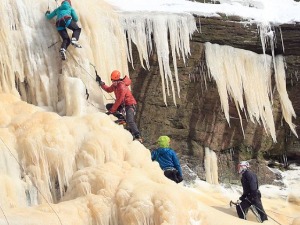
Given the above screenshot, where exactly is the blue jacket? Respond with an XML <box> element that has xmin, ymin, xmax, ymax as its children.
<box><xmin>151</xmin><ymin>147</ymin><xmax>182</xmax><ymax>177</ymax></box>
<box><xmin>45</xmin><ymin>1</ymin><xmax>79</xmax><ymax>30</ymax></box>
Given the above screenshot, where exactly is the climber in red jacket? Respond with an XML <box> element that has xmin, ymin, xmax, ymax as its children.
<box><xmin>96</xmin><ymin>70</ymin><xmax>142</xmax><ymax>141</ymax></box>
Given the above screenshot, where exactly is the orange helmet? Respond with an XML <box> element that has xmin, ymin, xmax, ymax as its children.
<box><xmin>111</xmin><ymin>70</ymin><xmax>121</xmax><ymax>81</ymax></box>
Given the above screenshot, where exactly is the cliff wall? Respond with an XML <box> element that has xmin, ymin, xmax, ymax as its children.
<box><xmin>128</xmin><ymin>16</ymin><xmax>300</xmax><ymax>182</ymax></box>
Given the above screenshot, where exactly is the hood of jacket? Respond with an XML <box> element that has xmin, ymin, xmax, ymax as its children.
<box><xmin>155</xmin><ymin>148</ymin><xmax>170</xmax><ymax>155</ymax></box>
<box><xmin>60</xmin><ymin>1</ymin><xmax>71</xmax><ymax>10</ymax></box>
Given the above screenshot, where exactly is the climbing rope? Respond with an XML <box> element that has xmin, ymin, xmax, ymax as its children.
<box><xmin>0</xmin><ymin>137</ymin><xmax>64</xmax><ymax>225</ymax></box>
<box><xmin>253</xmin><ymin>203</ymin><xmax>283</xmax><ymax>225</ymax></box>
<box><xmin>0</xmin><ymin>204</ymin><xmax>9</xmax><ymax>225</ymax></box>
<box><xmin>47</xmin><ymin>42</ymin><xmax>117</xmax><ymax>114</ymax></box>
<box><xmin>65</xmin><ymin>49</ymin><xmax>115</xmax><ymax>101</ymax></box>
<box><xmin>48</xmin><ymin>40</ymin><xmax>60</xmax><ymax>49</ymax></box>
<box><xmin>266</xmin><ymin>210</ymin><xmax>295</xmax><ymax>219</ymax></box>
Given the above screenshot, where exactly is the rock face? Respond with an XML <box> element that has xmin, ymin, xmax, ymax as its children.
<box><xmin>128</xmin><ymin>16</ymin><xmax>300</xmax><ymax>183</ymax></box>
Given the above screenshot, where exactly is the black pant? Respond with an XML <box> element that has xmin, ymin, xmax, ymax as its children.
<box><xmin>164</xmin><ymin>169</ymin><xmax>183</xmax><ymax>183</ymax></box>
<box><xmin>57</xmin><ymin>20</ymin><xmax>81</xmax><ymax>50</ymax></box>
<box><xmin>125</xmin><ymin>105</ymin><xmax>139</xmax><ymax>137</ymax></box>
<box><xmin>106</xmin><ymin>104</ymin><xmax>125</xmax><ymax>120</ymax></box>
<box><xmin>106</xmin><ymin>104</ymin><xmax>140</xmax><ymax>137</ymax></box>
<box><xmin>236</xmin><ymin>194</ymin><xmax>268</xmax><ymax>222</ymax></box>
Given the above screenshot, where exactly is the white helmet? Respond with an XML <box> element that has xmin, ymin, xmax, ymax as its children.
<box><xmin>238</xmin><ymin>161</ymin><xmax>250</xmax><ymax>174</ymax></box>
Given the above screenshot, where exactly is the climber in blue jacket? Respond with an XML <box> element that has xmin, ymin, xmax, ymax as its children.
<box><xmin>45</xmin><ymin>0</ymin><xmax>81</xmax><ymax>60</ymax></box>
<box><xmin>151</xmin><ymin>136</ymin><xmax>183</xmax><ymax>183</ymax></box>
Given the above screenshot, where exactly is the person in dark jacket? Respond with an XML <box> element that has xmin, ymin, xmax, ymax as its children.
<box><xmin>95</xmin><ymin>70</ymin><xmax>142</xmax><ymax>141</ymax></box>
<box><xmin>45</xmin><ymin>0</ymin><xmax>81</xmax><ymax>60</ymax></box>
<box><xmin>151</xmin><ymin>136</ymin><xmax>183</xmax><ymax>183</ymax></box>
<box><xmin>236</xmin><ymin>161</ymin><xmax>268</xmax><ymax>222</ymax></box>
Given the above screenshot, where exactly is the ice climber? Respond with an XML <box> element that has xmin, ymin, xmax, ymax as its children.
<box><xmin>151</xmin><ymin>136</ymin><xmax>183</xmax><ymax>183</ymax></box>
<box><xmin>236</xmin><ymin>161</ymin><xmax>268</xmax><ymax>222</ymax></box>
<box><xmin>95</xmin><ymin>70</ymin><xmax>142</xmax><ymax>142</ymax></box>
<box><xmin>45</xmin><ymin>0</ymin><xmax>81</xmax><ymax>60</ymax></box>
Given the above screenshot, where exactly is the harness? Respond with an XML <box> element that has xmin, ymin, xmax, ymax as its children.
<box><xmin>163</xmin><ymin>167</ymin><xmax>176</xmax><ymax>172</ymax></box>
<box><xmin>125</xmin><ymin>104</ymin><xmax>136</xmax><ymax>115</ymax></box>
<box><xmin>56</xmin><ymin>15</ymin><xmax>72</xmax><ymax>30</ymax></box>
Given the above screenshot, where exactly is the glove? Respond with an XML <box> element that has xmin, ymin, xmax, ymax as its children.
<box><xmin>96</xmin><ymin>74</ymin><xmax>104</xmax><ymax>86</ymax></box>
<box><xmin>249</xmin><ymin>191</ymin><xmax>258</xmax><ymax>202</ymax></box>
<box><xmin>45</xmin><ymin>10</ymin><xmax>50</xmax><ymax>15</ymax></box>
<box><xmin>239</xmin><ymin>195</ymin><xmax>246</xmax><ymax>201</ymax></box>
<box><xmin>96</xmin><ymin>74</ymin><xmax>101</xmax><ymax>83</ymax></box>
<box><xmin>177</xmin><ymin>176</ymin><xmax>183</xmax><ymax>183</ymax></box>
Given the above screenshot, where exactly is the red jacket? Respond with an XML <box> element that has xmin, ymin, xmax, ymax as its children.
<box><xmin>101</xmin><ymin>76</ymin><xmax>137</xmax><ymax>113</ymax></box>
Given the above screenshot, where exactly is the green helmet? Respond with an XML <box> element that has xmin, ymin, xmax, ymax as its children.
<box><xmin>157</xmin><ymin>136</ymin><xmax>170</xmax><ymax>148</ymax></box>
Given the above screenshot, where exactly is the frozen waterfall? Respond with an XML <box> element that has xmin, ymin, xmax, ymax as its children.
<box><xmin>0</xmin><ymin>0</ymin><xmax>129</xmax><ymax>116</ymax></box>
<box><xmin>205</xmin><ymin>42</ymin><xmax>297</xmax><ymax>142</ymax></box>
<box><xmin>0</xmin><ymin>0</ymin><xmax>299</xmax><ymax>224</ymax></box>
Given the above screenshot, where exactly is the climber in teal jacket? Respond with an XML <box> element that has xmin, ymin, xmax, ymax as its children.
<box><xmin>151</xmin><ymin>136</ymin><xmax>183</xmax><ymax>183</ymax></box>
<box><xmin>45</xmin><ymin>0</ymin><xmax>81</xmax><ymax>60</ymax></box>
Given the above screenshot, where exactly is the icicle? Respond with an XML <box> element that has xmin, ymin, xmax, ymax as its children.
<box><xmin>257</xmin><ymin>24</ymin><xmax>297</xmax><ymax>138</ymax></box>
<box><xmin>121</xmin><ymin>16</ymin><xmax>152</xmax><ymax>70</ymax></box>
<box><xmin>274</xmin><ymin>55</ymin><xmax>298</xmax><ymax>138</ymax></box>
<box><xmin>279</xmin><ymin>27</ymin><xmax>285</xmax><ymax>53</ymax></box>
<box><xmin>204</xmin><ymin>147</ymin><xmax>218</xmax><ymax>185</ymax></box>
<box><xmin>205</xmin><ymin>43</ymin><xmax>230</xmax><ymax>124</ymax></box>
<box><xmin>258</xmin><ymin>24</ymin><xmax>271</xmax><ymax>69</ymax></box>
<box><xmin>258</xmin><ymin>24</ymin><xmax>276</xmax><ymax>102</ymax></box>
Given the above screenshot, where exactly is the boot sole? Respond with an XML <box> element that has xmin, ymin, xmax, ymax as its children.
<box><xmin>60</xmin><ymin>52</ymin><xmax>66</xmax><ymax>60</ymax></box>
<box><xmin>71</xmin><ymin>43</ymin><xmax>82</xmax><ymax>48</ymax></box>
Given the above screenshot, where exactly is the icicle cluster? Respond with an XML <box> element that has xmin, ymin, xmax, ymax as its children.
<box><xmin>205</xmin><ymin>42</ymin><xmax>297</xmax><ymax>142</ymax></box>
<box><xmin>120</xmin><ymin>13</ymin><xmax>197</xmax><ymax>105</ymax></box>
<box><xmin>258</xmin><ymin>24</ymin><xmax>297</xmax><ymax>138</ymax></box>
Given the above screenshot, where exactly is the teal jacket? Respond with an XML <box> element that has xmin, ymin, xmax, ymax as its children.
<box><xmin>45</xmin><ymin>1</ymin><xmax>78</xmax><ymax>30</ymax></box>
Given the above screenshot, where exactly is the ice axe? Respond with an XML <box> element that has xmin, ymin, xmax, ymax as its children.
<box><xmin>229</xmin><ymin>200</ymin><xmax>238</xmax><ymax>207</ymax></box>
<box><xmin>89</xmin><ymin>63</ymin><xmax>98</xmax><ymax>76</ymax></box>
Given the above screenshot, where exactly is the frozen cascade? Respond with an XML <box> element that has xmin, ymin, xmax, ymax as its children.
<box><xmin>0</xmin><ymin>93</ymin><xmax>206</xmax><ymax>225</ymax></box>
<box><xmin>0</xmin><ymin>0</ymin><xmax>129</xmax><ymax>116</ymax></box>
<box><xmin>0</xmin><ymin>0</ymin><xmax>299</xmax><ymax>224</ymax></box>
<box><xmin>258</xmin><ymin>24</ymin><xmax>297</xmax><ymax>137</ymax></box>
<box><xmin>204</xmin><ymin>147</ymin><xmax>218</xmax><ymax>185</ymax></box>
<box><xmin>274</xmin><ymin>56</ymin><xmax>298</xmax><ymax>138</ymax></box>
<box><xmin>205</xmin><ymin>42</ymin><xmax>297</xmax><ymax>141</ymax></box>
<box><xmin>205</xmin><ymin>43</ymin><xmax>273</xmax><ymax>141</ymax></box>
<box><xmin>120</xmin><ymin>13</ymin><xmax>197</xmax><ymax>105</ymax></box>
